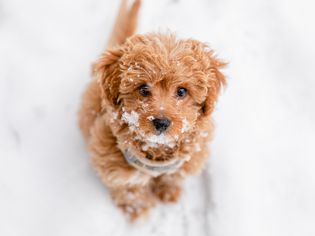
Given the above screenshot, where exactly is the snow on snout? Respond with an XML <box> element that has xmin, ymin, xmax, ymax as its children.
<box><xmin>145</xmin><ymin>133</ymin><xmax>176</xmax><ymax>148</ymax></box>
<box><xmin>181</xmin><ymin>118</ymin><xmax>190</xmax><ymax>133</ymax></box>
<box><xmin>122</xmin><ymin>111</ymin><xmax>139</xmax><ymax>131</ymax></box>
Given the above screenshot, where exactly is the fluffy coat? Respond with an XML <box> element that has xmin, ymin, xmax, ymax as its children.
<box><xmin>79</xmin><ymin>0</ymin><xmax>226</xmax><ymax>220</ymax></box>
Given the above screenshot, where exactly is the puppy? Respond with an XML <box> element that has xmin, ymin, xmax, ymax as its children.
<box><xmin>79</xmin><ymin>0</ymin><xmax>226</xmax><ymax>221</ymax></box>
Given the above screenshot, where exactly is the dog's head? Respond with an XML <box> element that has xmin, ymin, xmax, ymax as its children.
<box><xmin>94</xmin><ymin>33</ymin><xmax>226</xmax><ymax>159</ymax></box>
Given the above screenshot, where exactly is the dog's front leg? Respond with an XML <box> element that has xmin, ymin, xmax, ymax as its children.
<box><xmin>110</xmin><ymin>184</ymin><xmax>156</xmax><ymax>221</ymax></box>
<box><xmin>92</xmin><ymin>150</ymin><xmax>155</xmax><ymax>220</ymax></box>
<box><xmin>89</xmin><ymin>116</ymin><xmax>155</xmax><ymax>220</ymax></box>
<box><xmin>151</xmin><ymin>174</ymin><xmax>183</xmax><ymax>203</ymax></box>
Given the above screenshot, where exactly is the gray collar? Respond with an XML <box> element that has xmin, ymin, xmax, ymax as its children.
<box><xmin>124</xmin><ymin>150</ymin><xmax>188</xmax><ymax>177</ymax></box>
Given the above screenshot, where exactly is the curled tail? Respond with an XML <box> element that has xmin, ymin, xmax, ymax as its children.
<box><xmin>107</xmin><ymin>0</ymin><xmax>141</xmax><ymax>48</ymax></box>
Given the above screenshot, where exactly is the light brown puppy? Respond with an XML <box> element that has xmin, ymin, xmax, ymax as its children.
<box><xmin>79</xmin><ymin>0</ymin><xmax>226</xmax><ymax>221</ymax></box>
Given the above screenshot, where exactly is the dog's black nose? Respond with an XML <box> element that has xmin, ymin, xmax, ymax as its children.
<box><xmin>152</xmin><ymin>118</ymin><xmax>171</xmax><ymax>133</ymax></box>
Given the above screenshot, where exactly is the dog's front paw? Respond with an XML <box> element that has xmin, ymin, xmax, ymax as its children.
<box><xmin>112</xmin><ymin>186</ymin><xmax>155</xmax><ymax>221</ymax></box>
<box><xmin>118</xmin><ymin>200</ymin><xmax>151</xmax><ymax>221</ymax></box>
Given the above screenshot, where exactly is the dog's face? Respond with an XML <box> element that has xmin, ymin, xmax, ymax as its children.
<box><xmin>94</xmin><ymin>33</ymin><xmax>225</xmax><ymax>158</ymax></box>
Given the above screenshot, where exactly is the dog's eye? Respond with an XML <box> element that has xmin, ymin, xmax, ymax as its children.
<box><xmin>138</xmin><ymin>84</ymin><xmax>151</xmax><ymax>97</ymax></box>
<box><xmin>176</xmin><ymin>87</ymin><xmax>188</xmax><ymax>98</ymax></box>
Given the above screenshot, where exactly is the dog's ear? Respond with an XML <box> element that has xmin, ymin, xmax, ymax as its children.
<box><xmin>201</xmin><ymin>59</ymin><xmax>227</xmax><ymax>116</ymax></box>
<box><xmin>185</xmin><ymin>39</ymin><xmax>227</xmax><ymax>116</ymax></box>
<box><xmin>93</xmin><ymin>48</ymin><xmax>124</xmax><ymax>108</ymax></box>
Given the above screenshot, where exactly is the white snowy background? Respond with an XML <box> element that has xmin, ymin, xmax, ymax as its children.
<box><xmin>1</xmin><ymin>0</ymin><xmax>315</xmax><ymax>235</ymax></box>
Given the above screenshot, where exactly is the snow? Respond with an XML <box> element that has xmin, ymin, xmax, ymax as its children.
<box><xmin>142</xmin><ymin>143</ymin><xmax>149</xmax><ymax>151</ymax></box>
<box><xmin>181</xmin><ymin>118</ymin><xmax>190</xmax><ymax>133</ymax></box>
<box><xmin>145</xmin><ymin>133</ymin><xmax>176</xmax><ymax>148</ymax></box>
<box><xmin>1</xmin><ymin>0</ymin><xmax>315</xmax><ymax>236</ymax></box>
<box><xmin>112</xmin><ymin>112</ymin><xmax>118</xmax><ymax>120</ymax></box>
<box><xmin>147</xmin><ymin>115</ymin><xmax>154</xmax><ymax>121</ymax></box>
<box><xmin>122</xmin><ymin>110</ymin><xmax>140</xmax><ymax>127</ymax></box>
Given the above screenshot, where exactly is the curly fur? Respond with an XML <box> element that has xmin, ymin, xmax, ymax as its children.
<box><xmin>79</xmin><ymin>0</ymin><xmax>226</xmax><ymax>221</ymax></box>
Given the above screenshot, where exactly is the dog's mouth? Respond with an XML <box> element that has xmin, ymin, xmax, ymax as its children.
<box><xmin>128</xmin><ymin>127</ymin><xmax>184</xmax><ymax>162</ymax></box>
<box><xmin>139</xmin><ymin>138</ymin><xmax>179</xmax><ymax>162</ymax></box>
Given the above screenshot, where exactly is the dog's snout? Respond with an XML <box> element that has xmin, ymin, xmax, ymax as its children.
<box><xmin>152</xmin><ymin>117</ymin><xmax>171</xmax><ymax>133</ymax></box>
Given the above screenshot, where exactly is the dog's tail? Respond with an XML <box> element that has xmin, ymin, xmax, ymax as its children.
<box><xmin>107</xmin><ymin>0</ymin><xmax>141</xmax><ymax>48</ymax></box>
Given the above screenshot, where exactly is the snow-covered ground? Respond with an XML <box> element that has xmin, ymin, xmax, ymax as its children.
<box><xmin>1</xmin><ymin>0</ymin><xmax>315</xmax><ymax>235</ymax></box>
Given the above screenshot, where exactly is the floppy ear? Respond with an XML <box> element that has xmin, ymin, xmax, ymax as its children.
<box><xmin>201</xmin><ymin>58</ymin><xmax>227</xmax><ymax>116</ymax></box>
<box><xmin>185</xmin><ymin>39</ymin><xmax>226</xmax><ymax>116</ymax></box>
<box><xmin>93</xmin><ymin>48</ymin><xmax>123</xmax><ymax>108</ymax></box>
